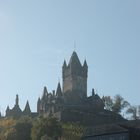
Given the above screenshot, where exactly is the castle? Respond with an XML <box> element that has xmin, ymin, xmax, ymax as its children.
<box><xmin>6</xmin><ymin>95</ymin><xmax>31</xmax><ymax>118</ymax></box>
<box><xmin>5</xmin><ymin>51</ymin><xmax>124</xmax><ymax>124</ymax></box>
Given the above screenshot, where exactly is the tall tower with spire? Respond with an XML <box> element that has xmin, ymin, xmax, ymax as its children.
<box><xmin>62</xmin><ymin>51</ymin><xmax>88</xmax><ymax>99</ymax></box>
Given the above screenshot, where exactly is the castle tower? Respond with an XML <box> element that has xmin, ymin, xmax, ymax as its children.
<box><xmin>62</xmin><ymin>51</ymin><xmax>88</xmax><ymax>99</ymax></box>
<box><xmin>6</xmin><ymin>105</ymin><xmax>10</xmax><ymax>117</ymax></box>
<box><xmin>42</xmin><ymin>86</ymin><xmax>48</xmax><ymax>100</ymax></box>
<box><xmin>23</xmin><ymin>100</ymin><xmax>31</xmax><ymax>115</ymax></box>
<box><xmin>56</xmin><ymin>82</ymin><xmax>63</xmax><ymax>104</ymax></box>
<box><xmin>56</xmin><ymin>82</ymin><xmax>62</xmax><ymax>98</ymax></box>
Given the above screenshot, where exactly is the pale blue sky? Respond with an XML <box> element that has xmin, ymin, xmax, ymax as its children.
<box><xmin>0</xmin><ymin>0</ymin><xmax>140</xmax><ymax>115</ymax></box>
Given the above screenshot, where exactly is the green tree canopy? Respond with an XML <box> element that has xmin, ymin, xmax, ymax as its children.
<box><xmin>15</xmin><ymin>116</ymin><xmax>32</xmax><ymax>140</ymax></box>
<box><xmin>31</xmin><ymin>117</ymin><xmax>62</xmax><ymax>140</ymax></box>
<box><xmin>102</xmin><ymin>96</ymin><xmax>113</xmax><ymax>111</ymax></box>
<box><xmin>102</xmin><ymin>94</ymin><xmax>130</xmax><ymax>114</ymax></box>
<box><xmin>126</xmin><ymin>105</ymin><xmax>140</xmax><ymax>120</ymax></box>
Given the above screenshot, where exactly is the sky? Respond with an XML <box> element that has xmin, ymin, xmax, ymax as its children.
<box><xmin>0</xmin><ymin>0</ymin><xmax>140</xmax><ymax>115</ymax></box>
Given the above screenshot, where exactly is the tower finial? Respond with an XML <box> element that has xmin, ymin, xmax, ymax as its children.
<box><xmin>63</xmin><ymin>60</ymin><xmax>67</xmax><ymax>68</ymax></box>
<box><xmin>56</xmin><ymin>82</ymin><xmax>62</xmax><ymax>97</ymax></box>
<box><xmin>16</xmin><ymin>94</ymin><xmax>19</xmax><ymax>106</ymax></box>
<box><xmin>92</xmin><ymin>88</ymin><xmax>95</xmax><ymax>96</ymax></box>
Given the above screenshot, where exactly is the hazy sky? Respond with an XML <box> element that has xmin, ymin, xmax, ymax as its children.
<box><xmin>0</xmin><ymin>0</ymin><xmax>140</xmax><ymax>115</ymax></box>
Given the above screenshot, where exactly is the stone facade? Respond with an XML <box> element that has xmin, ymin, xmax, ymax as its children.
<box><xmin>62</xmin><ymin>52</ymin><xmax>87</xmax><ymax>99</ymax></box>
<box><xmin>37</xmin><ymin>51</ymin><xmax>125</xmax><ymax>124</ymax></box>
<box><xmin>5</xmin><ymin>51</ymin><xmax>125</xmax><ymax>123</ymax></box>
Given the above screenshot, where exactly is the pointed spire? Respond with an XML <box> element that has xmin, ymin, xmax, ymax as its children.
<box><xmin>37</xmin><ymin>98</ymin><xmax>41</xmax><ymax>113</ymax></box>
<box><xmin>43</xmin><ymin>86</ymin><xmax>48</xmax><ymax>95</ymax></box>
<box><xmin>15</xmin><ymin>94</ymin><xmax>19</xmax><ymax>106</ymax></box>
<box><xmin>37</xmin><ymin>97</ymin><xmax>41</xmax><ymax>103</ymax></box>
<box><xmin>92</xmin><ymin>88</ymin><xmax>95</xmax><ymax>96</ymax></box>
<box><xmin>6</xmin><ymin>105</ymin><xmax>10</xmax><ymax>111</ymax></box>
<box><xmin>52</xmin><ymin>90</ymin><xmax>55</xmax><ymax>96</ymax></box>
<box><xmin>63</xmin><ymin>60</ymin><xmax>67</xmax><ymax>68</ymax></box>
<box><xmin>68</xmin><ymin>51</ymin><xmax>82</xmax><ymax>67</ymax></box>
<box><xmin>6</xmin><ymin>105</ymin><xmax>10</xmax><ymax>116</ymax></box>
<box><xmin>42</xmin><ymin>86</ymin><xmax>48</xmax><ymax>100</ymax></box>
<box><xmin>23</xmin><ymin>100</ymin><xmax>31</xmax><ymax>115</ymax></box>
<box><xmin>83</xmin><ymin>60</ymin><xmax>88</xmax><ymax>68</ymax></box>
<box><xmin>56</xmin><ymin>82</ymin><xmax>62</xmax><ymax>97</ymax></box>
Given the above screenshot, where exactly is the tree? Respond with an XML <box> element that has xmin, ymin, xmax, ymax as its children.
<box><xmin>138</xmin><ymin>105</ymin><xmax>140</xmax><ymax>117</ymax></box>
<box><xmin>0</xmin><ymin>119</ymin><xmax>16</xmax><ymax>140</ymax></box>
<box><xmin>102</xmin><ymin>96</ymin><xmax>113</xmax><ymax>111</ymax></box>
<box><xmin>103</xmin><ymin>94</ymin><xmax>130</xmax><ymax>114</ymax></box>
<box><xmin>112</xmin><ymin>94</ymin><xmax>129</xmax><ymax>114</ymax></box>
<box><xmin>126</xmin><ymin>106</ymin><xmax>137</xmax><ymax>120</ymax></box>
<box><xmin>4</xmin><ymin>128</ymin><xmax>17</xmax><ymax>140</ymax></box>
<box><xmin>14</xmin><ymin>116</ymin><xmax>32</xmax><ymax>140</ymax></box>
<box><xmin>32</xmin><ymin>117</ymin><xmax>62</xmax><ymax>140</ymax></box>
<box><xmin>126</xmin><ymin>105</ymin><xmax>140</xmax><ymax>120</ymax></box>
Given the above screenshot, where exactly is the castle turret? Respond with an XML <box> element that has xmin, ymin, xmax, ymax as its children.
<box><xmin>37</xmin><ymin>97</ymin><xmax>41</xmax><ymax>113</ymax></box>
<box><xmin>56</xmin><ymin>82</ymin><xmax>63</xmax><ymax>104</ymax></box>
<box><xmin>83</xmin><ymin>60</ymin><xmax>88</xmax><ymax>68</ymax></box>
<box><xmin>62</xmin><ymin>51</ymin><xmax>88</xmax><ymax>99</ymax></box>
<box><xmin>41</xmin><ymin>86</ymin><xmax>48</xmax><ymax>101</ymax></box>
<box><xmin>23</xmin><ymin>100</ymin><xmax>31</xmax><ymax>116</ymax></box>
<box><xmin>83</xmin><ymin>60</ymin><xmax>88</xmax><ymax>76</ymax></box>
<box><xmin>56</xmin><ymin>82</ymin><xmax>62</xmax><ymax>98</ymax></box>
<box><xmin>92</xmin><ymin>88</ymin><xmax>95</xmax><ymax>96</ymax></box>
<box><xmin>43</xmin><ymin>86</ymin><xmax>48</xmax><ymax>94</ymax></box>
<box><xmin>6</xmin><ymin>105</ymin><xmax>10</xmax><ymax>117</ymax></box>
<box><xmin>62</xmin><ymin>60</ymin><xmax>67</xmax><ymax>68</ymax></box>
<box><xmin>15</xmin><ymin>94</ymin><xmax>19</xmax><ymax>106</ymax></box>
<box><xmin>10</xmin><ymin>95</ymin><xmax>22</xmax><ymax>118</ymax></box>
<box><xmin>6</xmin><ymin>105</ymin><xmax>10</xmax><ymax>111</ymax></box>
<box><xmin>90</xmin><ymin>89</ymin><xmax>105</xmax><ymax>110</ymax></box>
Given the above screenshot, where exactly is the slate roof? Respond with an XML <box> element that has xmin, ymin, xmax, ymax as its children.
<box><xmin>84</xmin><ymin>124</ymin><xmax>128</xmax><ymax>136</ymax></box>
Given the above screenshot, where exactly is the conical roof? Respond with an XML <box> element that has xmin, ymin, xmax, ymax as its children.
<box><xmin>42</xmin><ymin>86</ymin><xmax>48</xmax><ymax>100</ymax></box>
<box><xmin>83</xmin><ymin>60</ymin><xmax>88</xmax><ymax>68</ymax></box>
<box><xmin>56</xmin><ymin>82</ymin><xmax>62</xmax><ymax>97</ymax></box>
<box><xmin>6</xmin><ymin>105</ymin><xmax>10</xmax><ymax>111</ymax></box>
<box><xmin>63</xmin><ymin>60</ymin><xmax>67</xmax><ymax>68</ymax></box>
<box><xmin>37</xmin><ymin>97</ymin><xmax>41</xmax><ymax>103</ymax></box>
<box><xmin>68</xmin><ymin>51</ymin><xmax>82</xmax><ymax>67</ymax></box>
<box><xmin>23</xmin><ymin>100</ymin><xmax>31</xmax><ymax>115</ymax></box>
<box><xmin>43</xmin><ymin>86</ymin><xmax>48</xmax><ymax>94</ymax></box>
